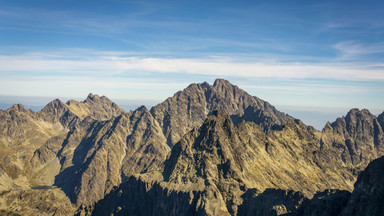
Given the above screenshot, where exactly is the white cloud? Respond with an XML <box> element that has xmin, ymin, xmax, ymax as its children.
<box><xmin>0</xmin><ymin>51</ymin><xmax>383</xmax><ymax>110</ymax></box>
<box><xmin>1</xmin><ymin>53</ymin><xmax>384</xmax><ymax>81</ymax></box>
<box><xmin>333</xmin><ymin>41</ymin><xmax>384</xmax><ymax>59</ymax></box>
<box><xmin>0</xmin><ymin>76</ymin><xmax>188</xmax><ymax>100</ymax></box>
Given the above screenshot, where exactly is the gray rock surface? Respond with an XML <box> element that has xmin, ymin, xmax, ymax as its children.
<box><xmin>150</xmin><ymin>79</ymin><xmax>291</xmax><ymax>147</ymax></box>
<box><xmin>0</xmin><ymin>79</ymin><xmax>383</xmax><ymax>216</ymax></box>
<box><xmin>340</xmin><ymin>156</ymin><xmax>384</xmax><ymax>216</ymax></box>
<box><xmin>92</xmin><ymin>109</ymin><xmax>384</xmax><ymax>216</ymax></box>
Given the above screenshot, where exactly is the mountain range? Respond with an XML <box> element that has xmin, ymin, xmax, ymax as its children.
<box><xmin>0</xmin><ymin>79</ymin><xmax>383</xmax><ymax>216</ymax></box>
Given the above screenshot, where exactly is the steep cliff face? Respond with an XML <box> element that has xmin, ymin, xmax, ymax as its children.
<box><xmin>93</xmin><ymin>110</ymin><xmax>373</xmax><ymax>216</ymax></box>
<box><xmin>37</xmin><ymin>106</ymin><xmax>170</xmax><ymax>207</ymax></box>
<box><xmin>0</xmin><ymin>104</ymin><xmax>74</xmax><ymax>215</ymax></box>
<box><xmin>92</xmin><ymin>176</ymin><xmax>218</xmax><ymax>216</ymax></box>
<box><xmin>37</xmin><ymin>99</ymin><xmax>79</xmax><ymax>128</ymax></box>
<box><xmin>0</xmin><ymin>80</ymin><xmax>383</xmax><ymax>216</ymax></box>
<box><xmin>238</xmin><ymin>188</ymin><xmax>307</xmax><ymax>216</ymax></box>
<box><xmin>289</xmin><ymin>156</ymin><xmax>384</xmax><ymax>216</ymax></box>
<box><xmin>321</xmin><ymin>109</ymin><xmax>384</xmax><ymax>176</ymax></box>
<box><xmin>0</xmin><ymin>104</ymin><xmax>66</xmax><ymax>148</ymax></box>
<box><xmin>92</xmin><ymin>156</ymin><xmax>384</xmax><ymax>216</ymax></box>
<box><xmin>1</xmin><ymin>187</ymin><xmax>76</xmax><ymax>216</ymax></box>
<box><xmin>163</xmin><ymin>111</ymin><xmax>354</xmax><ymax>197</ymax></box>
<box><xmin>150</xmin><ymin>79</ymin><xmax>291</xmax><ymax>147</ymax></box>
<box><xmin>378</xmin><ymin>112</ymin><xmax>384</xmax><ymax>129</ymax></box>
<box><xmin>65</xmin><ymin>93</ymin><xmax>125</xmax><ymax>121</ymax></box>
<box><xmin>0</xmin><ymin>104</ymin><xmax>67</xmax><ymax>192</ymax></box>
<box><xmin>92</xmin><ymin>179</ymin><xmax>307</xmax><ymax>216</ymax></box>
<box><xmin>37</xmin><ymin>93</ymin><xmax>125</xmax><ymax>127</ymax></box>
<box><xmin>340</xmin><ymin>156</ymin><xmax>384</xmax><ymax>216</ymax></box>
<box><xmin>294</xmin><ymin>189</ymin><xmax>351</xmax><ymax>216</ymax></box>
<box><xmin>0</xmin><ymin>95</ymin><xmax>170</xmax><ymax>215</ymax></box>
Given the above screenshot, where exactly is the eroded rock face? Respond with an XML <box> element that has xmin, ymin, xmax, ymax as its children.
<box><xmin>238</xmin><ymin>188</ymin><xmax>307</xmax><ymax>216</ymax></box>
<box><xmin>37</xmin><ymin>94</ymin><xmax>125</xmax><ymax>127</ymax></box>
<box><xmin>0</xmin><ymin>80</ymin><xmax>383</xmax><ymax>216</ymax></box>
<box><xmin>66</xmin><ymin>93</ymin><xmax>125</xmax><ymax>121</ymax></box>
<box><xmin>93</xmin><ymin>110</ymin><xmax>383</xmax><ymax>216</ymax></box>
<box><xmin>321</xmin><ymin>109</ymin><xmax>384</xmax><ymax>176</ymax></box>
<box><xmin>340</xmin><ymin>156</ymin><xmax>384</xmax><ymax>216</ymax></box>
<box><xmin>163</xmin><ymin>111</ymin><xmax>355</xmax><ymax>198</ymax></box>
<box><xmin>0</xmin><ymin>94</ymin><xmax>170</xmax><ymax>215</ymax></box>
<box><xmin>290</xmin><ymin>156</ymin><xmax>384</xmax><ymax>216</ymax></box>
<box><xmin>46</xmin><ymin>107</ymin><xmax>169</xmax><ymax>207</ymax></box>
<box><xmin>295</xmin><ymin>189</ymin><xmax>351</xmax><ymax>216</ymax></box>
<box><xmin>378</xmin><ymin>112</ymin><xmax>384</xmax><ymax>129</ymax></box>
<box><xmin>0</xmin><ymin>104</ymin><xmax>68</xmax><ymax>195</ymax></box>
<box><xmin>1</xmin><ymin>187</ymin><xmax>75</xmax><ymax>216</ymax></box>
<box><xmin>150</xmin><ymin>79</ymin><xmax>291</xmax><ymax>147</ymax></box>
<box><xmin>92</xmin><ymin>176</ymin><xmax>218</xmax><ymax>216</ymax></box>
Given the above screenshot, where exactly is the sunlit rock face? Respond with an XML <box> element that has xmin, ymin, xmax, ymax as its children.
<box><xmin>0</xmin><ymin>79</ymin><xmax>383</xmax><ymax>216</ymax></box>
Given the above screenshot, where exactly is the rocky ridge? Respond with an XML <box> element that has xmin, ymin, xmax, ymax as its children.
<box><xmin>0</xmin><ymin>94</ymin><xmax>170</xmax><ymax>215</ymax></box>
<box><xmin>150</xmin><ymin>79</ymin><xmax>291</xmax><ymax>147</ymax></box>
<box><xmin>340</xmin><ymin>155</ymin><xmax>384</xmax><ymax>215</ymax></box>
<box><xmin>0</xmin><ymin>79</ymin><xmax>383</xmax><ymax>216</ymax></box>
<box><xmin>92</xmin><ymin>108</ymin><xmax>384</xmax><ymax>216</ymax></box>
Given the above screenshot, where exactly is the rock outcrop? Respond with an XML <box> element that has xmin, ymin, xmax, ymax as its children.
<box><xmin>0</xmin><ymin>104</ymin><xmax>74</xmax><ymax>215</ymax></box>
<box><xmin>36</xmin><ymin>106</ymin><xmax>170</xmax><ymax>207</ymax></box>
<box><xmin>238</xmin><ymin>188</ymin><xmax>306</xmax><ymax>216</ymax></box>
<box><xmin>294</xmin><ymin>189</ymin><xmax>351</xmax><ymax>216</ymax></box>
<box><xmin>340</xmin><ymin>156</ymin><xmax>384</xmax><ymax>215</ymax></box>
<box><xmin>150</xmin><ymin>79</ymin><xmax>291</xmax><ymax>147</ymax></box>
<box><xmin>0</xmin><ymin>94</ymin><xmax>170</xmax><ymax>215</ymax></box>
<box><xmin>320</xmin><ymin>109</ymin><xmax>384</xmax><ymax>176</ymax></box>
<box><xmin>92</xmin><ymin>110</ymin><xmax>382</xmax><ymax>215</ymax></box>
<box><xmin>0</xmin><ymin>79</ymin><xmax>383</xmax><ymax>216</ymax></box>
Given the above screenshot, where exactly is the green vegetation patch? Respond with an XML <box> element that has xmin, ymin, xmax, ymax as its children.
<box><xmin>30</xmin><ymin>185</ymin><xmax>54</xmax><ymax>190</ymax></box>
<box><xmin>0</xmin><ymin>209</ymin><xmax>22</xmax><ymax>216</ymax></box>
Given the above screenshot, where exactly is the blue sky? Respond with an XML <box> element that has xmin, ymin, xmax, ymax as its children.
<box><xmin>0</xmin><ymin>0</ymin><xmax>383</xmax><ymax>120</ymax></box>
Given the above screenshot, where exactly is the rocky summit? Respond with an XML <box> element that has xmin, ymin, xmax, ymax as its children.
<box><xmin>150</xmin><ymin>79</ymin><xmax>291</xmax><ymax>147</ymax></box>
<box><xmin>0</xmin><ymin>79</ymin><xmax>383</xmax><ymax>216</ymax></box>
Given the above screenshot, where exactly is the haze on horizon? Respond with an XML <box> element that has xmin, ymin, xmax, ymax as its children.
<box><xmin>0</xmin><ymin>0</ymin><xmax>383</xmax><ymax>129</ymax></box>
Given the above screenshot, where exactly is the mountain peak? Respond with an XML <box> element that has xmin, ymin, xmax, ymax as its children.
<box><xmin>40</xmin><ymin>99</ymin><xmax>67</xmax><ymax>113</ymax></box>
<box><xmin>213</xmin><ymin>78</ymin><xmax>232</xmax><ymax>87</ymax></box>
<box><xmin>331</xmin><ymin>108</ymin><xmax>376</xmax><ymax>129</ymax></box>
<box><xmin>7</xmin><ymin>104</ymin><xmax>26</xmax><ymax>112</ymax></box>
<box><xmin>343</xmin><ymin>108</ymin><xmax>376</xmax><ymax>129</ymax></box>
<box><xmin>322</xmin><ymin>121</ymin><xmax>333</xmax><ymax>132</ymax></box>
<box><xmin>346</xmin><ymin>108</ymin><xmax>372</xmax><ymax>117</ymax></box>
<box><xmin>324</xmin><ymin>108</ymin><xmax>384</xmax><ymax>168</ymax></box>
<box><xmin>86</xmin><ymin>93</ymin><xmax>101</xmax><ymax>101</ymax></box>
<box><xmin>3</xmin><ymin>79</ymin><xmax>384</xmax><ymax>216</ymax></box>
<box><xmin>133</xmin><ymin>105</ymin><xmax>148</xmax><ymax>115</ymax></box>
<box><xmin>151</xmin><ymin>79</ymin><xmax>292</xmax><ymax>147</ymax></box>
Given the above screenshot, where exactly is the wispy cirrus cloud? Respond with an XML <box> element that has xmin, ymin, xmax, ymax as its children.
<box><xmin>1</xmin><ymin>51</ymin><xmax>383</xmax><ymax>81</ymax></box>
<box><xmin>0</xmin><ymin>4</ymin><xmax>301</xmax><ymax>54</ymax></box>
<box><xmin>333</xmin><ymin>41</ymin><xmax>384</xmax><ymax>59</ymax></box>
<box><xmin>0</xmin><ymin>49</ymin><xmax>383</xmax><ymax>111</ymax></box>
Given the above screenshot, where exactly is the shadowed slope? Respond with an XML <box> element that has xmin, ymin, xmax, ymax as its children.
<box><xmin>1</xmin><ymin>81</ymin><xmax>383</xmax><ymax>216</ymax></box>
<box><xmin>93</xmin><ymin>110</ymin><xmax>377</xmax><ymax>216</ymax></box>
<box><xmin>341</xmin><ymin>156</ymin><xmax>384</xmax><ymax>215</ymax></box>
<box><xmin>150</xmin><ymin>79</ymin><xmax>292</xmax><ymax>147</ymax></box>
<box><xmin>320</xmin><ymin>109</ymin><xmax>384</xmax><ymax>175</ymax></box>
<box><xmin>0</xmin><ymin>94</ymin><xmax>170</xmax><ymax>215</ymax></box>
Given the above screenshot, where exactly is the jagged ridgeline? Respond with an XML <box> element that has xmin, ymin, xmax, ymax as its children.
<box><xmin>0</xmin><ymin>79</ymin><xmax>383</xmax><ymax>216</ymax></box>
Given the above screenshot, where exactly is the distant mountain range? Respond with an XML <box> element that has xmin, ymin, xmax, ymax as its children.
<box><xmin>0</xmin><ymin>103</ymin><xmax>44</xmax><ymax>112</ymax></box>
<box><xmin>0</xmin><ymin>79</ymin><xmax>383</xmax><ymax>216</ymax></box>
